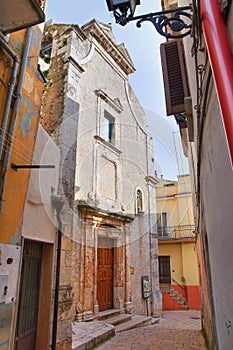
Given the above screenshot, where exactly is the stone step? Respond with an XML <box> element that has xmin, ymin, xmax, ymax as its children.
<box><xmin>97</xmin><ymin>308</ymin><xmax>123</xmax><ymax>321</ymax></box>
<box><xmin>72</xmin><ymin>313</ymin><xmax>160</xmax><ymax>349</ymax></box>
<box><xmin>72</xmin><ymin>320</ymin><xmax>115</xmax><ymax>350</ymax></box>
<box><xmin>163</xmin><ymin>289</ymin><xmax>189</xmax><ymax>310</ymax></box>
<box><xmin>115</xmin><ymin>315</ymin><xmax>158</xmax><ymax>333</ymax></box>
<box><xmin>104</xmin><ymin>313</ymin><xmax>132</xmax><ymax>326</ymax></box>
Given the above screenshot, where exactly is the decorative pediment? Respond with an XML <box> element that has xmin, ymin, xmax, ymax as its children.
<box><xmin>117</xmin><ymin>43</ymin><xmax>134</xmax><ymax>68</ymax></box>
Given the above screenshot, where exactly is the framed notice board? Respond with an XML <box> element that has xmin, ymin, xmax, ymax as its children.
<box><xmin>141</xmin><ymin>276</ymin><xmax>150</xmax><ymax>299</ymax></box>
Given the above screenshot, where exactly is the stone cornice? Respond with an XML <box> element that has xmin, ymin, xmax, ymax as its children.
<box><xmin>94</xmin><ymin>135</ymin><xmax>122</xmax><ymax>156</ymax></box>
<box><xmin>82</xmin><ymin>20</ymin><xmax>135</xmax><ymax>76</ymax></box>
<box><xmin>95</xmin><ymin>89</ymin><xmax>123</xmax><ymax>113</ymax></box>
<box><xmin>76</xmin><ymin>202</ymin><xmax>134</xmax><ymax>222</ymax></box>
<box><xmin>64</xmin><ymin>55</ymin><xmax>85</xmax><ymax>73</ymax></box>
<box><xmin>145</xmin><ymin>175</ymin><xmax>159</xmax><ymax>186</ymax></box>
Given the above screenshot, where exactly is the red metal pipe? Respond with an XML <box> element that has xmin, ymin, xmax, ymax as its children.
<box><xmin>200</xmin><ymin>0</ymin><xmax>233</xmax><ymax>167</ymax></box>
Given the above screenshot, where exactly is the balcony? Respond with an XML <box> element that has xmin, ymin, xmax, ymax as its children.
<box><xmin>0</xmin><ymin>0</ymin><xmax>45</xmax><ymax>34</ymax></box>
<box><xmin>158</xmin><ymin>225</ymin><xmax>195</xmax><ymax>240</ymax></box>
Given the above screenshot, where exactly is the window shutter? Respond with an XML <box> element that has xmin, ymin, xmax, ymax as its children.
<box><xmin>160</xmin><ymin>39</ymin><xmax>189</xmax><ymax>116</ymax></box>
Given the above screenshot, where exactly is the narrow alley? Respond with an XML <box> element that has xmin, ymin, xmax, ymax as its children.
<box><xmin>1</xmin><ymin>1</ymin><xmax>233</xmax><ymax>349</ymax></box>
<box><xmin>95</xmin><ymin>311</ymin><xmax>206</xmax><ymax>350</ymax></box>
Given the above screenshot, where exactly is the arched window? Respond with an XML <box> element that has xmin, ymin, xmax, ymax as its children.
<box><xmin>136</xmin><ymin>188</ymin><xmax>144</xmax><ymax>214</ymax></box>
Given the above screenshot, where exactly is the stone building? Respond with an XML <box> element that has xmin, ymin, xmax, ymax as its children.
<box><xmin>40</xmin><ymin>19</ymin><xmax>162</xmax><ymax>348</ymax></box>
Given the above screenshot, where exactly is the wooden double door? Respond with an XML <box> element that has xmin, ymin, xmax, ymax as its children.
<box><xmin>97</xmin><ymin>238</ymin><xmax>114</xmax><ymax>311</ymax></box>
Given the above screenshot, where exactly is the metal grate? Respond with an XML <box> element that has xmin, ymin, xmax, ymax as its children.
<box><xmin>15</xmin><ymin>240</ymin><xmax>42</xmax><ymax>348</ymax></box>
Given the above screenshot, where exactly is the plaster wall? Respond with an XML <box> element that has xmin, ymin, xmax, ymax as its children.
<box><xmin>17</xmin><ymin>125</ymin><xmax>60</xmax><ymax>349</ymax></box>
<box><xmin>0</xmin><ymin>26</ymin><xmax>46</xmax><ymax>349</ymax></box>
<box><xmin>156</xmin><ymin>176</ymin><xmax>194</xmax><ymax>227</ymax></box>
<box><xmin>181</xmin><ymin>1</ymin><xmax>233</xmax><ymax>348</ymax></box>
<box><xmin>158</xmin><ymin>242</ymin><xmax>199</xmax><ymax>286</ymax></box>
<box><xmin>159</xmin><ymin>243</ymin><xmax>183</xmax><ymax>284</ymax></box>
<box><xmin>181</xmin><ymin>242</ymin><xmax>199</xmax><ymax>286</ymax></box>
<box><xmin>76</xmin><ymin>45</ymin><xmax>149</xmax><ymax>216</ymax></box>
<box><xmin>200</xmin><ymin>85</ymin><xmax>233</xmax><ymax>349</ymax></box>
<box><xmin>0</xmin><ymin>27</ymin><xmax>44</xmax><ymax>244</ymax></box>
<box><xmin>22</xmin><ymin>124</ymin><xmax>60</xmax><ymax>242</ymax></box>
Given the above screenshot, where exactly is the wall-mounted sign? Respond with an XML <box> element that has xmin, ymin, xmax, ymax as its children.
<box><xmin>130</xmin><ymin>267</ymin><xmax>134</xmax><ymax>275</ymax></box>
<box><xmin>141</xmin><ymin>275</ymin><xmax>150</xmax><ymax>299</ymax></box>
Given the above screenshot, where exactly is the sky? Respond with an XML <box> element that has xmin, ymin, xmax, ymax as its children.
<box><xmin>45</xmin><ymin>0</ymin><xmax>189</xmax><ymax>179</ymax></box>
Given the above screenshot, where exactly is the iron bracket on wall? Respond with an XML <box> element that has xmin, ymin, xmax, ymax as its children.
<box><xmin>114</xmin><ymin>6</ymin><xmax>193</xmax><ymax>38</ymax></box>
<box><xmin>11</xmin><ymin>163</ymin><xmax>55</xmax><ymax>171</ymax></box>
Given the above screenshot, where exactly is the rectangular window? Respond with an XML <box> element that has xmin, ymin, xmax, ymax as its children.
<box><xmin>103</xmin><ymin>113</ymin><xmax>114</xmax><ymax>143</ymax></box>
<box><xmin>157</xmin><ymin>212</ymin><xmax>169</xmax><ymax>237</ymax></box>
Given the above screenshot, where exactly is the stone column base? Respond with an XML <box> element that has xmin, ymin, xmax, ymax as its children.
<box><xmin>75</xmin><ymin>310</ymin><xmax>94</xmax><ymax>321</ymax></box>
<box><xmin>125</xmin><ymin>301</ymin><xmax>134</xmax><ymax>314</ymax></box>
<box><xmin>151</xmin><ymin>289</ymin><xmax>163</xmax><ymax>317</ymax></box>
<box><xmin>94</xmin><ymin>304</ymin><xmax>99</xmax><ymax>316</ymax></box>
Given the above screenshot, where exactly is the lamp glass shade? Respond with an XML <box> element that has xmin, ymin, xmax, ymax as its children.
<box><xmin>106</xmin><ymin>0</ymin><xmax>140</xmax><ymax>15</ymax></box>
<box><xmin>130</xmin><ymin>0</ymin><xmax>140</xmax><ymax>16</ymax></box>
<box><xmin>106</xmin><ymin>0</ymin><xmax>129</xmax><ymax>11</ymax></box>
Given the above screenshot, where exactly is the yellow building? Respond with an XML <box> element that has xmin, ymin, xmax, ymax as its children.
<box><xmin>156</xmin><ymin>174</ymin><xmax>200</xmax><ymax>310</ymax></box>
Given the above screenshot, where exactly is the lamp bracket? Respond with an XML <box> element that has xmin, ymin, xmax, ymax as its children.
<box><xmin>11</xmin><ymin>163</ymin><xmax>55</xmax><ymax>171</ymax></box>
<box><xmin>114</xmin><ymin>6</ymin><xmax>192</xmax><ymax>38</ymax></box>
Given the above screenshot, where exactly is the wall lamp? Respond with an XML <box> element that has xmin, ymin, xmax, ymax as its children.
<box><xmin>106</xmin><ymin>0</ymin><xmax>192</xmax><ymax>38</ymax></box>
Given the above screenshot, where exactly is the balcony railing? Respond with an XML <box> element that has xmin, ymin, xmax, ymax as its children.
<box><xmin>158</xmin><ymin>225</ymin><xmax>195</xmax><ymax>239</ymax></box>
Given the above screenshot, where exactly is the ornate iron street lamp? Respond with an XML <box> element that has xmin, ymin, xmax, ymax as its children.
<box><xmin>106</xmin><ymin>0</ymin><xmax>192</xmax><ymax>38</ymax></box>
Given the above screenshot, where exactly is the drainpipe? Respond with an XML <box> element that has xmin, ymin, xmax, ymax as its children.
<box><xmin>1</xmin><ymin>29</ymin><xmax>33</xmax><ymax>178</ymax></box>
<box><xmin>0</xmin><ymin>37</ymin><xmax>19</xmax><ymax>159</ymax></box>
<box><xmin>200</xmin><ymin>0</ymin><xmax>233</xmax><ymax>167</ymax></box>
<box><xmin>51</xmin><ymin>196</ymin><xmax>64</xmax><ymax>350</ymax></box>
<box><xmin>145</xmin><ymin>135</ymin><xmax>154</xmax><ymax>317</ymax></box>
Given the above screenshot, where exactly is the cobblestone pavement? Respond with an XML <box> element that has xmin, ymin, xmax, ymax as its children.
<box><xmin>95</xmin><ymin>311</ymin><xmax>206</xmax><ymax>350</ymax></box>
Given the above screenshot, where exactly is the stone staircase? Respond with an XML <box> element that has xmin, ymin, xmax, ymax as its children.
<box><xmin>97</xmin><ymin>309</ymin><xmax>157</xmax><ymax>333</ymax></box>
<box><xmin>72</xmin><ymin>309</ymin><xmax>159</xmax><ymax>350</ymax></box>
<box><xmin>167</xmin><ymin>287</ymin><xmax>188</xmax><ymax>309</ymax></box>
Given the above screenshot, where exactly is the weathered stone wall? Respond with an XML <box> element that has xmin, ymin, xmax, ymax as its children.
<box><xmin>40</xmin><ymin>24</ymin><xmax>82</xmax><ymax>348</ymax></box>
<box><xmin>40</xmin><ymin>25</ymin><xmax>68</xmax><ymax>140</ymax></box>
